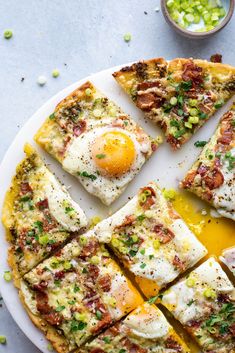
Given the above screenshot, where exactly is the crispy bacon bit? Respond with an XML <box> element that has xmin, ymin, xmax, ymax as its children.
<box><xmin>79</xmin><ymin>240</ymin><xmax>99</xmax><ymax>260</ymax></box>
<box><xmin>35</xmin><ymin>291</ymin><xmax>50</xmax><ymax>314</ymax></box>
<box><xmin>153</xmin><ymin>224</ymin><xmax>175</xmax><ymax>244</ymax></box>
<box><xmin>73</xmin><ymin>120</ymin><xmax>86</xmax><ymax>137</ymax></box>
<box><xmin>90</xmin><ymin>349</ymin><xmax>105</xmax><ymax>353</ymax></box>
<box><xmin>182</xmin><ymin>170</ymin><xmax>197</xmax><ymax>188</ymax></box>
<box><xmin>210</xmin><ymin>54</ymin><xmax>222</xmax><ymax>63</ymax></box>
<box><xmin>167</xmin><ymin>135</ymin><xmax>181</xmax><ymax>150</ymax></box>
<box><xmin>20</xmin><ymin>182</ymin><xmax>33</xmax><ymax>195</ymax></box>
<box><xmin>98</xmin><ymin>274</ymin><xmax>111</xmax><ymax>292</ymax></box>
<box><xmin>165</xmin><ymin>336</ymin><xmax>183</xmax><ymax>352</ymax></box>
<box><xmin>139</xmin><ymin>186</ymin><xmax>156</xmax><ymax>210</ymax></box>
<box><xmin>54</xmin><ymin>270</ymin><xmax>65</xmax><ymax>280</ymax></box>
<box><xmin>45</xmin><ymin>312</ymin><xmax>62</xmax><ymax>326</ymax></box>
<box><xmin>35</xmin><ymin>291</ymin><xmax>62</xmax><ymax>325</ymax></box>
<box><xmin>90</xmin><ymin>302</ymin><xmax>111</xmax><ymax>334</ymax></box>
<box><xmin>203</xmin><ymin>167</ymin><xmax>224</xmax><ymax>189</ymax></box>
<box><xmin>118</xmin><ymin>215</ymin><xmax>135</xmax><ymax>228</ymax></box>
<box><xmin>42</xmin><ymin>212</ymin><xmax>58</xmax><ymax>231</ymax></box>
<box><xmin>122</xmin><ymin>338</ymin><xmax>147</xmax><ymax>353</ymax></box>
<box><xmin>136</xmin><ymin>93</ymin><xmax>156</xmax><ymax>111</ymax></box>
<box><xmin>182</xmin><ymin>60</ymin><xmax>204</xmax><ymax>86</ymax></box>
<box><xmin>217</xmin><ymin>112</ymin><xmax>234</xmax><ymax>145</ymax></box>
<box><xmin>229</xmin><ymin>323</ymin><xmax>235</xmax><ymax>336</ymax></box>
<box><xmin>137</xmin><ymin>81</ymin><xmax>160</xmax><ymax>90</ymax></box>
<box><xmin>33</xmin><ymin>281</ymin><xmax>48</xmax><ymax>292</ymax></box>
<box><xmin>151</xmin><ymin>142</ymin><xmax>158</xmax><ymax>151</ymax></box>
<box><xmin>173</xmin><ymin>255</ymin><xmax>185</xmax><ymax>271</ymax></box>
<box><xmin>217</xmin><ymin>293</ymin><xmax>230</xmax><ymax>303</ymax></box>
<box><xmin>187</xmin><ymin>319</ymin><xmax>202</xmax><ymax>329</ymax></box>
<box><xmin>36</xmin><ymin>198</ymin><xmax>49</xmax><ymax>210</ymax></box>
<box><xmin>87</xmin><ymin>264</ymin><xmax>100</xmax><ymax>281</ymax></box>
<box><xmin>197</xmin><ymin>164</ymin><xmax>209</xmax><ymax>177</ymax></box>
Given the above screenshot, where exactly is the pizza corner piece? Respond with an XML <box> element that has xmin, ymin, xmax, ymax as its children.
<box><xmin>34</xmin><ymin>81</ymin><xmax>158</xmax><ymax>206</ymax></box>
<box><xmin>161</xmin><ymin>257</ymin><xmax>235</xmax><ymax>353</ymax></box>
<box><xmin>79</xmin><ymin>302</ymin><xmax>190</xmax><ymax>353</ymax></box>
<box><xmin>20</xmin><ymin>235</ymin><xmax>143</xmax><ymax>353</ymax></box>
<box><xmin>92</xmin><ymin>181</ymin><xmax>207</xmax><ymax>298</ymax></box>
<box><xmin>2</xmin><ymin>143</ymin><xmax>88</xmax><ymax>282</ymax></box>
<box><xmin>181</xmin><ymin>103</ymin><xmax>235</xmax><ymax>221</ymax></box>
<box><xmin>113</xmin><ymin>57</ymin><xmax>235</xmax><ymax>149</ymax></box>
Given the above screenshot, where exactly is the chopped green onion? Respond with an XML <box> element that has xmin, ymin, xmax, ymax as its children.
<box><xmin>123</xmin><ymin>33</ymin><xmax>132</xmax><ymax>42</ymax></box>
<box><xmin>3</xmin><ymin>271</ymin><xmax>12</xmax><ymax>282</ymax></box>
<box><xmin>0</xmin><ymin>336</ymin><xmax>6</xmax><ymax>344</ymax></box>
<box><xmin>194</xmin><ymin>140</ymin><xmax>207</xmax><ymax>147</ymax></box>
<box><xmin>52</xmin><ymin>69</ymin><xmax>60</xmax><ymax>78</ymax></box>
<box><xmin>4</xmin><ymin>29</ymin><xmax>13</xmax><ymax>39</ymax></box>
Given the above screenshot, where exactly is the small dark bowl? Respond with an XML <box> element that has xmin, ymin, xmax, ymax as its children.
<box><xmin>161</xmin><ymin>0</ymin><xmax>235</xmax><ymax>39</ymax></box>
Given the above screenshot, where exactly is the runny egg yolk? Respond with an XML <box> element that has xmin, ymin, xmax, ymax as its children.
<box><xmin>91</xmin><ymin>131</ymin><xmax>136</xmax><ymax>177</ymax></box>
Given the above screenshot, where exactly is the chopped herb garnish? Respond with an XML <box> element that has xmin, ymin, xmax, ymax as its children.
<box><xmin>55</xmin><ymin>305</ymin><xmax>65</xmax><ymax>312</ymax></box>
<box><xmin>96</xmin><ymin>154</ymin><xmax>106</xmax><ymax>159</ymax></box>
<box><xmin>199</xmin><ymin>112</ymin><xmax>208</xmax><ymax>120</ymax></box>
<box><xmin>70</xmin><ymin>320</ymin><xmax>87</xmax><ymax>332</ymax></box>
<box><xmin>194</xmin><ymin>140</ymin><xmax>207</xmax><ymax>147</ymax></box>
<box><xmin>78</xmin><ymin>171</ymin><xmax>97</xmax><ymax>181</ymax></box>
<box><xmin>140</xmin><ymin>263</ymin><xmax>146</xmax><ymax>269</ymax></box>
<box><xmin>65</xmin><ymin>206</ymin><xmax>75</xmax><ymax>214</ymax></box>
<box><xmin>140</xmin><ymin>249</ymin><xmax>145</xmax><ymax>255</ymax></box>
<box><xmin>34</xmin><ymin>221</ymin><xmax>43</xmax><ymax>233</ymax></box>
<box><xmin>54</xmin><ymin>279</ymin><xmax>61</xmax><ymax>287</ymax></box>
<box><xmin>49</xmin><ymin>113</ymin><xmax>55</xmax><ymax>120</ymax></box>
<box><xmin>82</xmin><ymin>268</ymin><xmax>88</xmax><ymax>274</ymax></box>
<box><xmin>170</xmin><ymin>119</ymin><xmax>180</xmax><ymax>128</ymax></box>
<box><xmin>174</xmin><ymin>128</ymin><xmax>186</xmax><ymax>139</ymax></box>
<box><xmin>119</xmin><ymin>350</ymin><xmax>126</xmax><ymax>353</ymax></box>
<box><xmin>177</xmin><ymin>109</ymin><xmax>184</xmax><ymax>116</ymax></box>
<box><xmin>148</xmin><ymin>295</ymin><xmax>158</xmax><ymax>304</ymax></box>
<box><xmin>177</xmin><ymin>95</ymin><xmax>184</xmax><ymax>107</ymax></box>
<box><xmin>181</xmin><ymin>81</ymin><xmax>192</xmax><ymax>91</ymax></box>
<box><xmin>149</xmin><ymin>254</ymin><xmax>154</xmax><ymax>260</ymax></box>
<box><xmin>103</xmin><ymin>336</ymin><xmax>111</xmax><ymax>344</ymax></box>
<box><xmin>137</xmin><ymin>214</ymin><xmax>145</xmax><ymax>222</ymax></box>
<box><xmin>96</xmin><ymin>310</ymin><xmax>102</xmax><ymax>320</ymax></box>
<box><xmin>20</xmin><ymin>195</ymin><xmax>31</xmax><ymax>202</ymax></box>
<box><xmin>74</xmin><ymin>284</ymin><xmax>80</xmax><ymax>293</ymax></box>
<box><xmin>129</xmin><ymin>249</ymin><xmax>137</xmax><ymax>257</ymax></box>
<box><xmin>187</xmin><ymin>299</ymin><xmax>195</xmax><ymax>306</ymax></box>
<box><xmin>214</xmin><ymin>100</ymin><xmax>224</xmax><ymax>109</ymax></box>
<box><xmin>68</xmin><ymin>300</ymin><xmax>76</xmax><ymax>305</ymax></box>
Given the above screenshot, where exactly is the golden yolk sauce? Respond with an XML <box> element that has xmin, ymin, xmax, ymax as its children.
<box><xmin>172</xmin><ymin>191</ymin><xmax>234</xmax><ymax>257</ymax></box>
<box><xmin>171</xmin><ymin>190</ymin><xmax>234</xmax><ymax>353</ymax></box>
<box><xmin>91</xmin><ymin>131</ymin><xmax>136</xmax><ymax>176</ymax></box>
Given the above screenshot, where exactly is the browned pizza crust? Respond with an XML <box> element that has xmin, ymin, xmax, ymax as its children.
<box><xmin>19</xmin><ymin>288</ymin><xmax>74</xmax><ymax>353</ymax></box>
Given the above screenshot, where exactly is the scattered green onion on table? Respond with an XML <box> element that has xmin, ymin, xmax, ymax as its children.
<box><xmin>166</xmin><ymin>0</ymin><xmax>227</xmax><ymax>32</ymax></box>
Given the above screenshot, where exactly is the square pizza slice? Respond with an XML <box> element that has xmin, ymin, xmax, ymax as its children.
<box><xmin>91</xmin><ymin>181</ymin><xmax>207</xmax><ymax>297</ymax></box>
<box><xmin>161</xmin><ymin>257</ymin><xmax>235</xmax><ymax>353</ymax></box>
<box><xmin>181</xmin><ymin>103</ymin><xmax>235</xmax><ymax>221</ymax></box>
<box><xmin>220</xmin><ymin>247</ymin><xmax>235</xmax><ymax>278</ymax></box>
<box><xmin>20</xmin><ymin>235</ymin><xmax>143</xmax><ymax>353</ymax></box>
<box><xmin>80</xmin><ymin>302</ymin><xmax>190</xmax><ymax>353</ymax></box>
<box><xmin>34</xmin><ymin>81</ymin><xmax>157</xmax><ymax>205</ymax></box>
<box><xmin>2</xmin><ymin>143</ymin><xmax>88</xmax><ymax>281</ymax></box>
<box><xmin>113</xmin><ymin>57</ymin><xmax>235</xmax><ymax>149</ymax></box>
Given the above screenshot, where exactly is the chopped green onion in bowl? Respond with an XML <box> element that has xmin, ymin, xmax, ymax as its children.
<box><xmin>166</xmin><ymin>0</ymin><xmax>228</xmax><ymax>32</ymax></box>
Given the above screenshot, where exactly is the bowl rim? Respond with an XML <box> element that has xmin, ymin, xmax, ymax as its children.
<box><xmin>161</xmin><ymin>0</ymin><xmax>235</xmax><ymax>37</ymax></box>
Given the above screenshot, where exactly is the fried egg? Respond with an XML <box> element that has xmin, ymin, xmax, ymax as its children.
<box><xmin>63</xmin><ymin>126</ymin><xmax>152</xmax><ymax>205</ymax></box>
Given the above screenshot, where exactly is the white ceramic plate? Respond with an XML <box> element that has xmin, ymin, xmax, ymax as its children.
<box><xmin>0</xmin><ymin>64</ymin><xmax>233</xmax><ymax>353</ymax></box>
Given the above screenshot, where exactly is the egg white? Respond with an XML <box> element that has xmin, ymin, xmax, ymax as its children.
<box><xmin>62</xmin><ymin>126</ymin><xmax>151</xmax><ymax>205</ymax></box>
